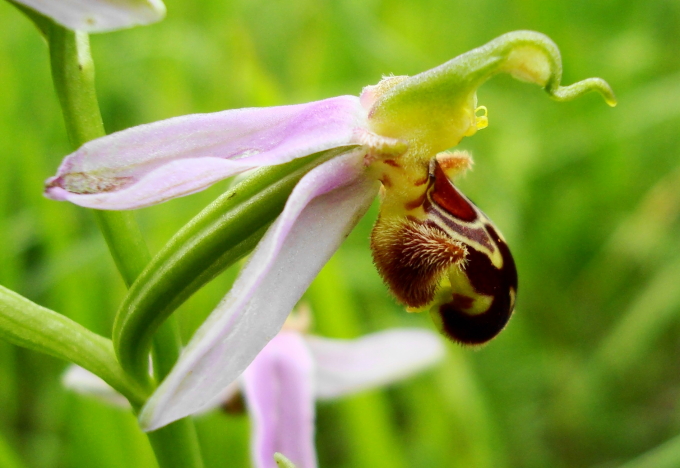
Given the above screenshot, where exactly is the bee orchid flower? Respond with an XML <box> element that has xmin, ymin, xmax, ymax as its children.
<box><xmin>45</xmin><ymin>31</ymin><xmax>616</xmax><ymax>430</ymax></box>
<box><xmin>63</xmin><ymin>321</ymin><xmax>444</xmax><ymax>468</ymax></box>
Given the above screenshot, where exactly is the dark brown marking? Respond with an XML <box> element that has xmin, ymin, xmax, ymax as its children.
<box><xmin>435</xmin><ymin>225</ymin><xmax>517</xmax><ymax>345</ymax></box>
<box><xmin>414</xmin><ymin>176</ymin><xmax>429</xmax><ymax>186</ymax></box>
<box><xmin>452</xmin><ymin>294</ymin><xmax>474</xmax><ymax>310</ymax></box>
<box><xmin>486</xmin><ymin>224</ymin><xmax>518</xmax><ymax>291</ymax></box>
<box><xmin>383</xmin><ymin>159</ymin><xmax>401</xmax><ymax>168</ymax></box>
<box><xmin>404</xmin><ymin>192</ymin><xmax>428</xmax><ymax>211</ymax></box>
<box><xmin>221</xmin><ymin>392</ymin><xmax>246</xmax><ymax>414</ymax></box>
<box><xmin>380</xmin><ymin>174</ymin><xmax>393</xmax><ymax>188</ymax></box>
<box><xmin>431</xmin><ymin>161</ymin><xmax>477</xmax><ymax>222</ymax></box>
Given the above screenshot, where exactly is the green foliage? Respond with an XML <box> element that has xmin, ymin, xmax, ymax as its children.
<box><xmin>1</xmin><ymin>0</ymin><xmax>679</xmax><ymax>467</ymax></box>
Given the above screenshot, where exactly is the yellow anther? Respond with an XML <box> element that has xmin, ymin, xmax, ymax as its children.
<box><xmin>475</xmin><ymin>106</ymin><xmax>489</xmax><ymax>130</ymax></box>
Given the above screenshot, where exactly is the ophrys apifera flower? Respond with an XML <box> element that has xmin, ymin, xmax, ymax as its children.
<box><xmin>45</xmin><ymin>31</ymin><xmax>616</xmax><ymax>429</ymax></box>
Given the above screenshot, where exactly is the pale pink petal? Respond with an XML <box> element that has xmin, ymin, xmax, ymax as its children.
<box><xmin>307</xmin><ymin>329</ymin><xmax>444</xmax><ymax>399</ymax></box>
<box><xmin>45</xmin><ymin>96</ymin><xmax>366</xmax><ymax>210</ymax></box>
<box><xmin>62</xmin><ymin>365</ymin><xmax>130</xmax><ymax>408</ymax></box>
<box><xmin>14</xmin><ymin>0</ymin><xmax>166</xmax><ymax>32</ymax></box>
<box><xmin>140</xmin><ymin>150</ymin><xmax>379</xmax><ymax>430</ymax></box>
<box><xmin>242</xmin><ymin>332</ymin><xmax>316</xmax><ymax>468</ymax></box>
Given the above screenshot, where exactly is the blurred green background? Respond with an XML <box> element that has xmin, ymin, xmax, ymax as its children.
<box><xmin>1</xmin><ymin>0</ymin><xmax>680</xmax><ymax>467</ymax></box>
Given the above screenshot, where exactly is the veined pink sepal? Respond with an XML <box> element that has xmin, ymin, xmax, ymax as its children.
<box><xmin>45</xmin><ymin>96</ymin><xmax>366</xmax><ymax>210</ymax></box>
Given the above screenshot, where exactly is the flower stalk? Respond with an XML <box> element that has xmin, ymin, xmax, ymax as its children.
<box><xmin>0</xmin><ymin>285</ymin><xmax>147</xmax><ymax>405</ymax></box>
<box><xmin>44</xmin><ymin>20</ymin><xmax>204</xmax><ymax>468</ymax></box>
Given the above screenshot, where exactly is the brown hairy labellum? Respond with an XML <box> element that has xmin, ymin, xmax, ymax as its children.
<box><xmin>371</xmin><ymin>153</ymin><xmax>518</xmax><ymax>345</ymax></box>
<box><xmin>371</xmin><ymin>217</ymin><xmax>468</xmax><ymax>308</ymax></box>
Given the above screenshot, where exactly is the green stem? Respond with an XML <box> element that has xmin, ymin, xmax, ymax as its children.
<box><xmin>0</xmin><ymin>285</ymin><xmax>147</xmax><ymax>406</ymax></box>
<box><xmin>46</xmin><ymin>22</ymin><xmax>203</xmax><ymax>468</ymax></box>
<box><xmin>93</xmin><ymin>209</ymin><xmax>152</xmax><ymax>287</ymax></box>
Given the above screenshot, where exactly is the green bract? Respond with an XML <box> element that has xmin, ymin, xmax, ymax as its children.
<box><xmin>0</xmin><ymin>285</ymin><xmax>148</xmax><ymax>405</ymax></box>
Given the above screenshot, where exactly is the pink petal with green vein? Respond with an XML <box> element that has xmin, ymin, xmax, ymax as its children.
<box><xmin>45</xmin><ymin>96</ymin><xmax>366</xmax><ymax>210</ymax></box>
<box><xmin>140</xmin><ymin>149</ymin><xmax>379</xmax><ymax>430</ymax></box>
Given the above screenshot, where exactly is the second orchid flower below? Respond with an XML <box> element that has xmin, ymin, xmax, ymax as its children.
<box><xmin>64</xmin><ymin>312</ymin><xmax>444</xmax><ymax>468</ymax></box>
<box><xmin>45</xmin><ymin>31</ymin><xmax>616</xmax><ymax>429</ymax></box>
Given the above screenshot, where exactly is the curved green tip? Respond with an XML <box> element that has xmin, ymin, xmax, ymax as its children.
<box><xmin>548</xmin><ymin>77</ymin><xmax>617</xmax><ymax>107</ymax></box>
<box><xmin>367</xmin><ymin>30</ymin><xmax>617</xmax><ymax>152</ymax></box>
